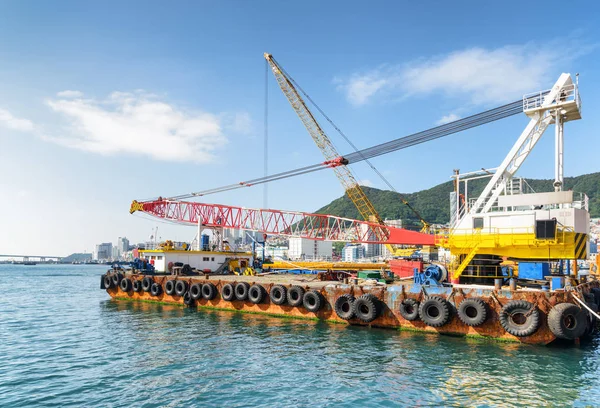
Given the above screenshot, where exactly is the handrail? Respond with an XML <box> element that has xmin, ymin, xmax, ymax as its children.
<box><xmin>523</xmin><ymin>84</ymin><xmax>577</xmax><ymax>111</ymax></box>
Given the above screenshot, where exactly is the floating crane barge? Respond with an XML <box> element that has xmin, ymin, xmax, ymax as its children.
<box><xmin>103</xmin><ymin>63</ymin><xmax>600</xmax><ymax>345</ymax></box>
<box><xmin>103</xmin><ymin>270</ymin><xmax>598</xmax><ymax>345</ymax></box>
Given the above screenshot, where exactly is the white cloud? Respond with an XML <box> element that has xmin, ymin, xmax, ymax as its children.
<box><xmin>56</xmin><ymin>90</ymin><xmax>84</xmax><ymax>98</ymax></box>
<box><xmin>336</xmin><ymin>40</ymin><xmax>588</xmax><ymax>106</ymax></box>
<box><xmin>0</xmin><ymin>108</ymin><xmax>35</xmax><ymax>132</ymax></box>
<box><xmin>357</xmin><ymin>179</ymin><xmax>374</xmax><ymax>187</ymax></box>
<box><xmin>436</xmin><ymin>113</ymin><xmax>461</xmax><ymax>125</ymax></box>
<box><xmin>336</xmin><ymin>73</ymin><xmax>388</xmax><ymax>106</ymax></box>
<box><xmin>44</xmin><ymin>91</ymin><xmax>231</xmax><ymax>163</ymax></box>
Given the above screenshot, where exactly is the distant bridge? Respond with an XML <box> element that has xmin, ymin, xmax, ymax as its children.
<box><xmin>0</xmin><ymin>254</ymin><xmax>64</xmax><ymax>261</ymax></box>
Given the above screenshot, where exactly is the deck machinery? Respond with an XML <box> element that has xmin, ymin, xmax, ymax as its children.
<box><xmin>441</xmin><ymin>73</ymin><xmax>586</xmax><ymax>283</ymax></box>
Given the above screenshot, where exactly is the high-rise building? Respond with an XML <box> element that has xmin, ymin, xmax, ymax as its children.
<box><xmin>342</xmin><ymin>244</ymin><xmax>365</xmax><ymax>262</ymax></box>
<box><xmin>94</xmin><ymin>243</ymin><xmax>112</xmax><ymax>261</ymax></box>
<box><xmin>288</xmin><ymin>237</ymin><xmax>332</xmax><ymax>261</ymax></box>
<box><xmin>117</xmin><ymin>237</ymin><xmax>129</xmax><ymax>258</ymax></box>
<box><xmin>111</xmin><ymin>246</ymin><xmax>119</xmax><ymax>260</ymax></box>
<box><xmin>362</xmin><ymin>242</ymin><xmax>382</xmax><ymax>258</ymax></box>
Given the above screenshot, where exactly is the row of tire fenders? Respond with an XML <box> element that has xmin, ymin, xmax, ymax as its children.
<box><xmin>103</xmin><ymin>273</ymin><xmax>599</xmax><ymax>341</ymax></box>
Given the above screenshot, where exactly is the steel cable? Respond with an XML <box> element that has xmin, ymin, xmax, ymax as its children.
<box><xmin>147</xmin><ymin>97</ymin><xmax>532</xmax><ymax>202</ymax></box>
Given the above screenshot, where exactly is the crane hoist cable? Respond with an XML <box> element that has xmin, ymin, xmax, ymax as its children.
<box><xmin>141</xmin><ymin>97</ymin><xmax>526</xmax><ymax>202</ymax></box>
<box><xmin>270</xmin><ymin>55</ymin><xmax>430</xmax><ymax>231</ymax></box>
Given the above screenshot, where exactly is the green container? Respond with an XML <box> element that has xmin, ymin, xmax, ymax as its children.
<box><xmin>358</xmin><ymin>271</ymin><xmax>381</xmax><ymax>280</ymax></box>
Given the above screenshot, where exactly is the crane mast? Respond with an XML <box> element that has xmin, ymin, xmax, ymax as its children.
<box><xmin>264</xmin><ymin>53</ymin><xmax>392</xmax><ymax>245</ymax></box>
<box><xmin>264</xmin><ymin>54</ymin><xmax>385</xmax><ymax>224</ymax></box>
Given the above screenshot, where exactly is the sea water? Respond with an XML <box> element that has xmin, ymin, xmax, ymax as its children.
<box><xmin>1</xmin><ymin>265</ymin><xmax>599</xmax><ymax>407</ymax></box>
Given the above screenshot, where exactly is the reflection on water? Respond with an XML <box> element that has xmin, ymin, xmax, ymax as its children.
<box><xmin>0</xmin><ymin>264</ymin><xmax>599</xmax><ymax>407</ymax></box>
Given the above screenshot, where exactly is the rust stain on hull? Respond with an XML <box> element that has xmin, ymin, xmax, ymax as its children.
<box><xmin>105</xmin><ymin>274</ymin><xmax>600</xmax><ymax>346</ymax></box>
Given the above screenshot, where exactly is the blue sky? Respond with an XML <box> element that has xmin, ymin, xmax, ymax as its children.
<box><xmin>1</xmin><ymin>1</ymin><xmax>599</xmax><ymax>256</ymax></box>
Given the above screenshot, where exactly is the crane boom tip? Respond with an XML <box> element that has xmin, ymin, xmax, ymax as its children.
<box><xmin>130</xmin><ymin>200</ymin><xmax>142</xmax><ymax>214</ymax></box>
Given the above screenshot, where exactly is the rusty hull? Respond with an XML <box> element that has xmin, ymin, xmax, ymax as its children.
<box><xmin>105</xmin><ymin>273</ymin><xmax>600</xmax><ymax>346</ymax></box>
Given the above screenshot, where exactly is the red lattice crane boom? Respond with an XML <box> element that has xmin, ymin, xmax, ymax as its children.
<box><xmin>130</xmin><ymin>199</ymin><xmax>435</xmax><ymax>246</ymax></box>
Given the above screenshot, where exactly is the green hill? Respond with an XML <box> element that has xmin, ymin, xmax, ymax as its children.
<box><xmin>315</xmin><ymin>172</ymin><xmax>600</xmax><ymax>228</ymax></box>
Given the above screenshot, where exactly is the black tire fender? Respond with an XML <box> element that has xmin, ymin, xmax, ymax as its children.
<box><xmin>287</xmin><ymin>286</ymin><xmax>305</xmax><ymax>307</ymax></box>
<box><xmin>111</xmin><ymin>273</ymin><xmax>122</xmax><ymax>286</ymax></box>
<box><xmin>547</xmin><ymin>302</ymin><xmax>587</xmax><ymax>340</ymax></box>
<box><xmin>334</xmin><ymin>294</ymin><xmax>355</xmax><ymax>320</ymax></box>
<box><xmin>457</xmin><ymin>298</ymin><xmax>488</xmax><ymax>327</ymax></box>
<box><xmin>418</xmin><ymin>296</ymin><xmax>451</xmax><ymax>327</ymax></box>
<box><xmin>585</xmin><ymin>302</ymin><xmax>599</xmax><ymax>336</ymax></box>
<box><xmin>142</xmin><ymin>277</ymin><xmax>153</xmax><ymax>292</ymax></box>
<box><xmin>499</xmin><ymin>300</ymin><xmax>540</xmax><ymax>337</ymax></box>
<box><xmin>269</xmin><ymin>285</ymin><xmax>287</xmax><ymax>305</ymax></box>
<box><xmin>103</xmin><ymin>275</ymin><xmax>113</xmax><ymax>289</ymax></box>
<box><xmin>353</xmin><ymin>294</ymin><xmax>380</xmax><ymax>323</ymax></box>
<box><xmin>119</xmin><ymin>278</ymin><xmax>132</xmax><ymax>292</ymax></box>
<box><xmin>132</xmin><ymin>280</ymin><xmax>142</xmax><ymax>293</ymax></box>
<box><xmin>150</xmin><ymin>282</ymin><xmax>162</xmax><ymax>297</ymax></box>
<box><xmin>303</xmin><ymin>290</ymin><xmax>323</xmax><ymax>313</ymax></box>
<box><xmin>235</xmin><ymin>282</ymin><xmax>250</xmax><ymax>301</ymax></box>
<box><xmin>165</xmin><ymin>280</ymin><xmax>176</xmax><ymax>295</ymax></box>
<box><xmin>202</xmin><ymin>283</ymin><xmax>217</xmax><ymax>300</ymax></box>
<box><xmin>183</xmin><ymin>292</ymin><xmax>195</xmax><ymax>306</ymax></box>
<box><xmin>175</xmin><ymin>281</ymin><xmax>188</xmax><ymax>296</ymax></box>
<box><xmin>221</xmin><ymin>283</ymin><xmax>235</xmax><ymax>301</ymax></box>
<box><xmin>190</xmin><ymin>283</ymin><xmax>203</xmax><ymax>300</ymax></box>
<box><xmin>248</xmin><ymin>285</ymin><xmax>266</xmax><ymax>304</ymax></box>
<box><xmin>399</xmin><ymin>298</ymin><xmax>419</xmax><ymax>321</ymax></box>
<box><xmin>591</xmin><ymin>288</ymin><xmax>600</xmax><ymax>307</ymax></box>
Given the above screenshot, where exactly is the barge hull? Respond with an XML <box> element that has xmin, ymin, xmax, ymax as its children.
<box><xmin>104</xmin><ymin>273</ymin><xmax>600</xmax><ymax>345</ymax></box>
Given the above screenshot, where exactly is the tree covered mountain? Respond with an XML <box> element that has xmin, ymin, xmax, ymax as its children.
<box><xmin>315</xmin><ymin>172</ymin><xmax>600</xmax><ymax>228</ymax></box>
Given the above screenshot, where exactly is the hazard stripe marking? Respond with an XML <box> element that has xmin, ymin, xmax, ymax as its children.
<box><xmin>575</xmin><ymin>233</ymin><xmax>587</xmax><ymax>259</ymax></box>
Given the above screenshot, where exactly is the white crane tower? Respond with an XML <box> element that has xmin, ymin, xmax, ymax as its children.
<box><xmin>445</xmin><ymin>73</ymin><xmax>586</xmax><ymax>282</ymax></box>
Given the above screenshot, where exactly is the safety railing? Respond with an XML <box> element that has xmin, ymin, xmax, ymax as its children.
<box><xmin>573</xmin><ymin>192</ymin><xmax>589</xmax><ymax>210</ymax></box>
<box><xmin>445</xmin><ymin>224</ymin><xmax>575</xmax><ymax>248</ymax></box>
<box><xmin>523</xmin><ymin>83</ymin><xmax>578</xmax><ymax>111</ymax></box>
<box><xmin>468</xmin><ymin>190</ymin><xmax>588</xmax><ymax>213</ymax></box>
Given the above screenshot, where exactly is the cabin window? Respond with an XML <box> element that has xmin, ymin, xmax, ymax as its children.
<box><xmin>151</xmin><ymin>256</ymin><xmax>156</xmax><ymax>260</ymax></box>
<box><xmin>535</xmin><ymin>219</ymin><xmax>557</xmax><ymax>240</ymax></box>
<box><xmin>211</xmin><ymin>257</ymin><xmax>215</xmax><ymax>261</ymax></box>
<box><xmin>156</xmin><ymin>256</ymin><xmax>162</xmax><ymax>260</ymax></box>
<box><xmin>473</xmin><ymin>218</ymin><xmax>484</xmax><ymax>229</ymax></box>
<box><xmin>203</xmin><ymin>257</ymin><xmax>209</xmax><ymax>261</ymax></box>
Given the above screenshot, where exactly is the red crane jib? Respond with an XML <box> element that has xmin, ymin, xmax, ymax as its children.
<box><xmin>129</xmin><ymin>199</ymin><xmax>434</xmax><ymax>245</ymax></box>
<box><xmin>130</xmin><ymin>200</ymin><xmax>435</xmax><ymax>246</ymax></box>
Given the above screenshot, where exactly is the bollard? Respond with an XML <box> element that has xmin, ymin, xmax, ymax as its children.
<box><xmin>494</xmin><ymin>279</ymin><xmax>502</xmax><ymax>290</ymax></box>
<box><xmin>509</xmin><ymin>278</ymin><xmax>517</xmax><ymax>291</ymax></box>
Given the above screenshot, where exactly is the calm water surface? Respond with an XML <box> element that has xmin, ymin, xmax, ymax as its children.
<box><xmin>1</xmin><ymin>265</ymin><xmax>599</xmax><ymax>407</ymax></box>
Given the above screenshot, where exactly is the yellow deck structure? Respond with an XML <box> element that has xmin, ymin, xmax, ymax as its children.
<box><xmin>267</xmin><ymin>260</ymin><xmax>387</xmax><ymax>271</ymax></box>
